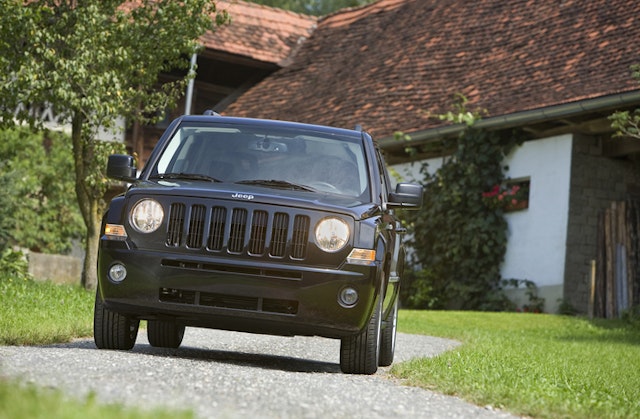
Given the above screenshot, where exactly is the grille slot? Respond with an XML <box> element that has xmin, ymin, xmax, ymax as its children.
<box><xmin>270</xmin><ymin>213</ymin><xmax>288</xmax><ymax>257</ymax></box>
<box><xmin>159</xmin><ymin>287</ymin><xmax>298</xmax><ymax>315</ymax></box>
<box><xmin>248</xmin><ymin>210</ymin><xmax>268</xmax><ymax>255</ymax></box>
<box><xmin>291</xmin><ymin>215</ymin><xmax>310</xmax><ymax>259</ymax></box>
<box><xmin>164</xmin><ymin>203</ymin><xmax>310</xmax><ymax>260</ymax></box>
<box><xmin>207</xmin><ymin>206</ymin><xmax>226</xmax><ymax>250</ymax></box>
<box><xmin>228</xmin><ymin>209</ymin><xmax>248</xmax><ymax>253</ymax></box>
<box><xmin>159</xmin><ymin>287</ymin><xmax>196</xmax><ymax>304</ymax></box>
<box><xmin>166</xmin><ymin>203</ymin><xmax>185</xmax><ymax>247</ymax></box>
<box><xmin>186</xmin><ymin>204</ymin><xmax>206</xmax><ymax>248</ymax></box>
<box><xmin>200</xmin><ymin>293</ymin><xmax>256</xmax><ymax>311</ymax></box>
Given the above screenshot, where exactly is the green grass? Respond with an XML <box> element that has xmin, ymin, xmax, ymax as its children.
<box><xmin>395</xmin><ymin>310</ymin><xmax>640</xmax><ymax>419</ymax></box>
<box><xmin>0</xmin><ymin>277</ymin><xmax>94</xmax><ymax>345</ymax></box>
<box><xmin>3</xmin><ymin>279</ymin><xmax>640</xmax><ymax>418</ymax></box>
<box><xmin>0</xmin><ymin>379</ymin><xmax>194</xmax><ymax>419</ymax></box>
<box><xmin>0</xmin><ymin>277</ymin><xmax>192</xmax><ymax>419</ymax></box>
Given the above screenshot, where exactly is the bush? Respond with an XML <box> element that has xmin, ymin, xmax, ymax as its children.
<box><xmin>0</xmin><ymin>127</ymin><xmax>84</xmax><ymax>254</ymax></box>
<box><xmin>0</xmin><ymin>248</ymin><xmax>31</xmax><ymax>282</ymax></box>
<box><xmin>400</xmin><ymin>99</ymin><xmax>524</xmax><ymax>310</ymax></box>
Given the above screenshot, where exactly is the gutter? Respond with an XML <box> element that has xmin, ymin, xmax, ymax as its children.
<box><xmin>378</xmin><ymin>90</ymin><xmax>640</xmax><ymax>151</ymax></box>
<box><xmin>184</xmin><ymin>53</ymin><xmax>198</xmax><ymax>115</ymax></box>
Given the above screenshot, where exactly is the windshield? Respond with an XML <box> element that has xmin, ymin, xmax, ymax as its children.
<box><xmin>151</xmin><ymin>122</ymin><xmax>370</xmax><ymax>199</ymax></box>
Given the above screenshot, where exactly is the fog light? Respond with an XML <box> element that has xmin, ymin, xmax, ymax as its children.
<box><xmin>108</xmin><ymin>263</ymin><xmax>127</xmax><ymax>283</ymax></box>
<box><xmin>339</xmin><ymin>287</ymin><xmax>359</xmax><ymax>307</ymax></box>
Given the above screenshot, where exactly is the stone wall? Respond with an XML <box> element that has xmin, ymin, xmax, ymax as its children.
<box><xmin>564</xmin><ymin>135</ymin><xmax>640</xmax><ymax>313</ymax></box>
<box><xmin>27</xmin><ymin>251</ymin><xmax>82</xmax><ymax>285</ymax></box>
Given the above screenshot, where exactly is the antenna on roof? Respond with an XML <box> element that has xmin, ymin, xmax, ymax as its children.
<box><xmin>355</xmin><ymin>124</ymin><xmax>363</xmax><ymax>131</ymax></box>
<box><xmin>203</xmin><ymin>110</ymin><xmax>220</xmax><ymax>116</ymax></box>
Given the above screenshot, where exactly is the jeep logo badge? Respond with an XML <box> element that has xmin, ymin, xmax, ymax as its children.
<box><xmin>231</xmin><ymin>193</ymin><xmax>254</xmax><ymax>200</ymax></box>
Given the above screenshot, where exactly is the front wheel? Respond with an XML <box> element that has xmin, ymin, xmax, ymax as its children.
<box><xmin>94</xmin><ymin>288</ymin><xmax>139</xmax><ymax>350</ymax></box>
<box><xmin>378</xmin><ymin>298</ymin><xmax>398</xmax><ymax>367</ymax></box>
<box><xmin>147</xmin><ymin>320</ymin><xmax>185</xmax><ymax>348</ymax></box>
<box><xmin>339</xmin><ymin>295</ymin><xmax>382</xmax><ymax>374</ymax></box>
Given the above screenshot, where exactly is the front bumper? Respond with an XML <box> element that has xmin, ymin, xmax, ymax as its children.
<box><xmin>98</xmin><ymin>243</ymin><xmax>380</xmax><ymax>339</ymax></box>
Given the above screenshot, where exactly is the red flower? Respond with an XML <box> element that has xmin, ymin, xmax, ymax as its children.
<box><xmin>482</xmin><ymin>184</ymin><xmax>500</xmax><ymax>198</ymax></box>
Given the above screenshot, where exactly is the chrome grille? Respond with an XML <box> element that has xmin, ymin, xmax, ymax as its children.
<box><xmin>165</xmin><ymin>203</ymin><xmax>310</xmax><ymax>259</ymax></box>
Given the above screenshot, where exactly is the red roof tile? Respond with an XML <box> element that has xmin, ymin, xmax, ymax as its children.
<box><xmin>202</xmin><ymin>0</ymin><xmax>317</xmax><ymax>65</ymax></box>
<box><xmin>224</xmin><ymin>0</ymin><xmax>640</xmax><ymax>138</ymax></box>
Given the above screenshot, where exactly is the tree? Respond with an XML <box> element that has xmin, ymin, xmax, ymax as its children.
<box><xmin>0</xmin><ymin>1</ymin><xmax>229</xmax><ymax>289</ymax></box>
<box><xmin>247</xmin><ymin>0</ymin><xmax>374</xmax><ymax>16</ymax></box>
<box><xmin>610</xmin><ymin>64</ymin><xmax>640</xmax><ymax>140</ymax></box>
<box><xmin>0</xmin><ymin>127</ymin><xmax>85</xmax><ymax>254</ymax></box>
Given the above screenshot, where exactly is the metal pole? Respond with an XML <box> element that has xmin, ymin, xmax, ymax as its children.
<box><xmin>184</xmin><ymin>53</ymin><xmax>198</xmax><ymax>115</ymax></box>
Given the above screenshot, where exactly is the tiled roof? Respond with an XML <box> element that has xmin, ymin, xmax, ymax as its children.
<box><xmin>224</xmin><ymin>0</ymin><xmax>640</xmax><ymax>139</ymax></box>
<box><xmin>202</xmin><ymin>0</ymin><xmax>317</xmax><ymax>65</ymax></box>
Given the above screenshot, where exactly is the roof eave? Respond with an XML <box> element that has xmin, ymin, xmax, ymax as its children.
<box><xmin>379</xmin><ymin>90</ymin><xmax>640</xmax><ymax>152</ymax></box>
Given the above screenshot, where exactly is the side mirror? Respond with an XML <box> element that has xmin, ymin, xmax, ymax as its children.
<box><xmin>388</xmin><ymin>183</ymin><xmax>423</xmax><ymax>208</ymax></box>
<box><xmin>106</xmin><ymin>154</ymin><xmax>137</xmax><ymax>182</ymax></box>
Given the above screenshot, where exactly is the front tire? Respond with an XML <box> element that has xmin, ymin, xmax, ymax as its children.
<box><xmin>147</xmin><ymin>320</ymin><xmax>185</xmax><ymax>348</ymax></box>
<box><xmin>94</xmin><ymin>288</ymin><xmax>139</xmax><ymax>350</ymax></box>
<box><xmin>339</xmin><ymin>294</ymin><xmax>382</xmax><ymax>374</ymax></box>
<box><xmin>378</xmin><ymin>298</ymin><xmax>398</xmax><ymax>367</ymax></box>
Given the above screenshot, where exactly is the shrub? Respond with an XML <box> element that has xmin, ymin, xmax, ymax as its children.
<box><xmin>400</xmin><ymin>99</ymin><xmax>524</xmax><ymax>310</ymax></box>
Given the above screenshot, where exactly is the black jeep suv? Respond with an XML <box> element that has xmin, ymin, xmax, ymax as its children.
<box><xmin>94</xmin><ymin>114</ymin><xmax>422</xmax><ymax>374</ymax></box>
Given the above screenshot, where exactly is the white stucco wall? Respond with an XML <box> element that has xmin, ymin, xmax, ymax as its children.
<box><xmin>16</xmin><ymin>102</ymin><xmax>126</xmax><ymax>142</ymax></box>
<box><xmin>391</xmin><ymin>134</ymin><xmax>574</xmax><ymax>310</ymax></box>
<box><xmin>501</xmin><ymin>134</ymin><xmax>573</xmax><ymax>286</ymax></box>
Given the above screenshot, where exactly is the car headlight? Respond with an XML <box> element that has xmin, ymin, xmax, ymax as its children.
<box><xmin>315</xmin><ymin>217</ymin><xmax>350</xmax><ymax>252</ymax></box>
<box><xmin>130</xmin><ymin>199</ymin><xmax>164</xmax><ymax>233</ymax></box>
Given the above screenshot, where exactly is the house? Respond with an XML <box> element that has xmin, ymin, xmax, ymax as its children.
<box><xmin>222</xmin><ymin>0</ymin><xmax>640</xmax><ymax>315</ymax></box>
<box><xmin>129</xmin><ymin>0</ymin><xmax>317</xmax><ymax>165</ymax></box>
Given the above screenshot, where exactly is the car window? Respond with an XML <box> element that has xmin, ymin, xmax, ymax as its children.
<box><xmin>152</xmin><ymin>122</ymin><xmax>370</xmax><ymax>199</ymax></box>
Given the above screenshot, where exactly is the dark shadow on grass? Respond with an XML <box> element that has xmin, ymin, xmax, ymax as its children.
<box><xmin>44</xmin><ymin>339</ymin><xmax>342</xmax><ymax>374</ymax></box>
<box><xmin>552</xmin><ymin>317</ymin><xmax>640</xmax><ymax>346</ymax></box>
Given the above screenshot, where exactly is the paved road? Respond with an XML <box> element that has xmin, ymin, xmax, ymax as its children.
<box><xmin>0</xmin><ymin>329</ymin><xmax>517</xmax><ymax>418</ymax></box>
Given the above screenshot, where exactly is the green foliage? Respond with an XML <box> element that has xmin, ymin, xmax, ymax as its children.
<box><xmin>247</xmin><ymin>0</ymin><xmax>374</xmax><ymax>15</ymax></box>
<box><xmin>402</xmin><ymin>99</ymin><xmax>523</xmax><ymax>310</ymax></box>
<box><xmin>75</xmin><ymin>136</ymin><xmax>128</xmax><ymax>224</ymax></box>
<box><xmin>1</xmin><ymin>0</ymin><xmax>228</xmax><ymax>130</ymax></box>
<box><xmin>0</xmin><ymin>127</ymin><xmax>84</xmax><ymax>253</ymax></box>
<box><xmin>610</xmin><ymin>64</ymin><xmax>640</xmax><ymax>139</ymax></box>
<box><xmin>0</xmin><ymin>248</ymin><xmax>32</xmax><ymax>282</ymax></box>
<box><xmin>0</xmin><ymin>0</ymin><xmax>229</xmax><ymax>288</ymax></box>
<box><xmin>396</xmin><ymin>310</ymin><xmax>640</xmax><ymax>419</ymax></box>
<box><xmin>400</xmin><ymin>268</ymin><xmax>438</xmax><ymax>308</ymax></box>
<box><xmin>502</xmin><ymin>278</ymin><xmax>545</xmax><ymax>313</ymax></box>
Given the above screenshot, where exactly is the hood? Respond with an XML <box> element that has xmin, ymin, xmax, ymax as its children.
<box><xmin>125</xmin><ymin>180</ymin><xmax>379</xmax><ymax>220</ymax></box>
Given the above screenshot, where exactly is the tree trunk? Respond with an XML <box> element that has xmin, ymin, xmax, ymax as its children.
<box><xmin>82</xmin><ymin>209</ymin><xmax>101</xmax><ymax>290</ymax></box>
<box><xmin>71</xmin><ymin>113</ymin><xmax>101</xmax><ymax>290</ymax></box>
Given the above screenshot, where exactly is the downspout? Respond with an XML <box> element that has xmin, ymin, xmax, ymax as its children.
<box><xmin>378</xmin><ymin>90</ymin><xmax>640</xmax><ymax>150</ymax></box>
<box><xmin>184</xmin><ymin>53</ymin><xmax>198</xmax><ymax>115</ymax></box>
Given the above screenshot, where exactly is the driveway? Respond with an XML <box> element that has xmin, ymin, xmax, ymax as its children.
<box><xmin>0</xmin><ymin>329</ymin><xmax>517</xmax><ymax>418</ymax></box>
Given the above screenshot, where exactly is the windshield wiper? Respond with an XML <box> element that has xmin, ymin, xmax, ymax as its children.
<box><xmin>151</xmin><ymin>173</ymin><xmax>221</xmax><ymax>182</ymax></box>
<box><xmin>235</xmin><ymin>179</ymin><xmax>316</xmax><ymax>192</ymax></box>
